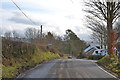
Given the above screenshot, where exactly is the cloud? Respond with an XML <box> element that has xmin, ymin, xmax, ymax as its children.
<box><xmin>1</xmin><ymin>0</ymin><xmax>92</xmax><ymax>41</ymax></box>
<box><xmin>8</xmin><ymin>12</ymin><xmax>45</xmax><ymax>26</ymax></box>
<box><xmin>65</xmin><ymin>15</ymin><xmax>75</xmax><ymax>19</ymax></box>
<box><xmin>78</xmin><ymin>33</ymin><xmax>91</xmax><ymax>41</ymax></box>
<box><xmin>9</xmin><ymin>17</ymin><xmax>40</xmax><ymax>26</ymax></box>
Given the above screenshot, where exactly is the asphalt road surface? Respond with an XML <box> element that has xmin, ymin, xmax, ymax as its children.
<box><xmin>18</xmin><ymin>59</ymin><xmax>117</xmax><ymax>79</ymax></box>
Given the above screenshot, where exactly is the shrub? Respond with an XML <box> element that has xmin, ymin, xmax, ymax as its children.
<box><xmin>77</xmin><ymin>54</ymin><xmax>87</xmax><ymax>59</ymax></box>
<box><xmin>88</xmin><ymin>55</ymin><xmax>104</xmax><ymax>60</ymax></box>
<box><xmin>2</xmin><ymin>39</ymin><xmax>61</xmax><ymax>78</ymax></box>
<box><xmin>77</xmin><ymin>53</ymin><xmax>87</xmax><ymax>59</ymax></box>
<box><xmin>98</xmin><ymin>55</ymin><xmax>116</xmax><ymax>65</ymax></box>
<box><xmin>98</xmin><ymin>55</ymin><xmax>120</xmax><ymax>77</ymax></box>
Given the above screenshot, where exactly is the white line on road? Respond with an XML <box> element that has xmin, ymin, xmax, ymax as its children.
<box><xmin>95</xmin><ymin>63</ymin><xmax>118</xmax><ymax>79</ymax></box>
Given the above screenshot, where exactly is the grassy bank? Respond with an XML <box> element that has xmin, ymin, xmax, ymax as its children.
<box><xmin>98</xmin><ymin>55</ymin><xmax>120</xmax><ymax>78</ymax></box>
<box><xmin>2</xmin><ymin>49</ymin><xmax>60</xmax><ymax>78</ymax></box>
<box><xmin>2</xmin><ymin>39</ymin><xmax>61</xmax><ymax>78</ymax></box>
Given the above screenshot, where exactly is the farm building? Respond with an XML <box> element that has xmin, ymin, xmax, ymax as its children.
<box><xmin>83</xmin><ymin>42</ymin><xmax>107</xmax><ymax>56</ymax></box>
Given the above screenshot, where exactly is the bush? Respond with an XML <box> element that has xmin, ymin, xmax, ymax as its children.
<box><xmin>88</xmin><ymin>55</ymin><xmax>104</xmax><ymax>60</ymax></box>
<box><xmin>98</xmin><ymin>55</ymin><xmax>120</xmax><ymax>77</ymax></box>
<box><xmin>98</xmin><ymin>55</ymin><xmax>118</xmax><ymax>65</ymax></box>
<box><xmin>2</xmin><ymin>51</ymin><xmax>60</xmax><ymax>78</ymax></box>
<box><xmin>77</xmin><ymin>53</ymin><xmax>87</xmax><ymax>59</ymax></box>
<box><xmin>2</xmin><ymin>39</ymin><xmax>61</xmax><ymax>78</ymax></box>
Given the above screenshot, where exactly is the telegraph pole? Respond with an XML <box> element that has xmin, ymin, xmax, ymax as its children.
<box><xmin>41</xmin><ymin>25</ymin><xmax>42</xmax><ymax>39</ymax></box>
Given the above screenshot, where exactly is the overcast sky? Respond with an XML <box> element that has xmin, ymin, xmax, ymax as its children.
<box><xmin>1</xmin><ymin>0</ymin><xmax>92</xmax><ymax>41</ymax></box>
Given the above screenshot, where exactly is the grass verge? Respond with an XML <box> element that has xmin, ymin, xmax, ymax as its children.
<box><xmin>97</xmin><ymin>55</ymin><xmax>120</xmax><ymax>78</ymax></box>
<box><xmin>2</xmin><ymin>49</ymin><xmax>60</xmax><ymax>78</ymax></box>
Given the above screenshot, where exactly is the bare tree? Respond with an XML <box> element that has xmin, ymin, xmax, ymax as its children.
<box><xmin>84</xmin><ymin>0</ymin><xmax>120</xmax><ymax>55</ymax></box>
<box><xmin>115</xmin><ymin>18</ymin><xmax>120</xmax><ymax>32</ymax></box>
<box><xmin>4</xmin><ymin>31</ymin><xmax>12</xmax><ymax>40</ymax></box>
<box><xmin>91</xmin><ymin>32</ymin><xmax>101</xmax><ymax>44</ymax></box>
<box><xmin>12</xmin><ymin>30</ymin><xmax>19</xmax><ymax>41</ymax></box>
<box><xmin>86</xmin><ymin>16</ymin><xmax>107</xmax><ymax>48</ymax></box>
<box><xmin>25</xmin><ymin>28</ymin><xmax>41</xmax><ymax>43</ymax></box>
<box><xmin>25</xmin><ymin>28</ymin><xmax>35</xmax><ymax>43</ymax></box>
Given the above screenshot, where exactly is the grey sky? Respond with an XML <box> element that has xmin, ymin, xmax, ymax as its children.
<box><xmin>1</xmin><ymin>0</ymin><xmax>92</xmax><ymax>41</ymax></box>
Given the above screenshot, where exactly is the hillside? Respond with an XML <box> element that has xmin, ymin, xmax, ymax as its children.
<box><xmin>2</xmin><ymin>38</ymin><xmax>60</xmax><ymax>78</ymax></box>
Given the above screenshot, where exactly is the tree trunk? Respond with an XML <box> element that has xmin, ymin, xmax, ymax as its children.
<box><xmin>101</xmin><ymin>34</ymin><xmax>103</xmax><ymax>49</ymax></box>
<box><xmin>107</xmin><ymin>2</ymin><xmax>113</xmax><ymax>55</ymax></box>
<box><xmin>107</xmin><ymin>22</ymin><xmax>113</xmax><ymax>55</ymax></box>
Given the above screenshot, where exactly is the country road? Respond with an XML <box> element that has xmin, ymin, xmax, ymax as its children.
<box><xmin>17</xmin><ymin>59</ymin><xmax>118</xmax><ymax>79</ymax></box>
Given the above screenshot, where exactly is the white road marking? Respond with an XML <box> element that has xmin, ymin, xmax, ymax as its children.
<box><xmin>96</xmin><ymin>63</ymin><xmax>118</xmax><ymax>79</ymax></box>
<box><xmin>79</xmin><ymin>59</ymin><xmax>118</xmax><ymax>79</ymax></box>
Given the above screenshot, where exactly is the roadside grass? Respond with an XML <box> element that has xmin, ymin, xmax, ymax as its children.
<box><xmin>2</xmin><ymin>49</ymin><xmax>60</xmax><ymax>78</ymax></box>
<box><xmin>60</xmin><ymin>56</ymin><xmax>68</xmax><ymax>59</ymax></box>
<box><xmin>98</xmin><ymin>55</ymin><xmax>120</xmax><ymax>77</ymax></box>
<box><xmin>2</xmin><ymin>65</ymin><xmax>18</xmax><ymax>78</ymax></box>
<box><xmin>0</xmin><ymin>63</ymin><xmax>2</xmax><ymax>79</ymax></box>
<box><xmin>88</xmin><ymin>55</ymin><xmax>104</xmax><ymax>60</ymax></box>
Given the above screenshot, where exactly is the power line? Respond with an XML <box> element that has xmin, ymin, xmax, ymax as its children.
<box><xmin>11</xmin><ymin>0</ymin><xmax>36</xmax><ymax>25</ymax></box>
<box><xmin>10</xmin><ymin>0</ymin><xmax>43</xmax><ymax>39</ymax></box>
<box><xmin>70</xmin><ymin>0</ymin><xmax>74</xmax><ymax>4</ymax></box>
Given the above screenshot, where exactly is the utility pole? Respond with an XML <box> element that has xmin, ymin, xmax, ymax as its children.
<box><xmin>41</xmin><ymin>25</ymin><xmax>42</xmax><ymax>39</ymax></box>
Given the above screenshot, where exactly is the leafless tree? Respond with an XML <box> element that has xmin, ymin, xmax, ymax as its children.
<box><xmin>25</xmin><ymin>28</ymin><xmax>41</xmax><ymax>43</ymax></box>
<box><xmin>12</xmin><ymin>30</ymin><xmax>20</xmax><ymax>41</ymax></box>
<box><xmin>86</xmin><ymin>16</ymin><xmax>107</xmax><ymax>48</ymax></box>
<box><xmin>115</xmin><ymin>18</ymin><xmax>120</xmax><ymax>32</ymax></box>
<box><xmin>84</xmin><ymin>0</ymin><xmax>120</xmax><ymax>55</ymax></box>
<box><xmin>4</xmin><ymin>31</ymin><xmax>12</xmax><ymax>40</ymax></box>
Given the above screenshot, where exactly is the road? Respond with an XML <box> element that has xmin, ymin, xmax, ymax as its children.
<box><xmin>17</xmin><ymin>59</ymin><xmax>117</xmax><ymax>79</ymax></box>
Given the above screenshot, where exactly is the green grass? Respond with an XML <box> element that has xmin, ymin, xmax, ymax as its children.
<box><xmin>98</xmin><ymin>55</ymin><xmax>118</xmax><ymax>66</ymax></box>
<box><xmin>60</xmin><ymin>56</ymin><xmax>68</xmax><ymax>59</ymax></box>
<box><xmin>98</xmin><ymin>55</ymin><xmax>120</xmax><ymax>77</ymax></box>
<box><xmin>2</xmin><ymin>65</ymin><xmax>18</xmax><ymax>78</ymax></box>
<box><xmin>2</xmin><ymin>49</ymin><xmax>60</xmax><ymax>78</ymax></box>
<box><xmin>98</xmin><ymin>55</ymin><xmax>112</xmax><ymax>65</ymax></box>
